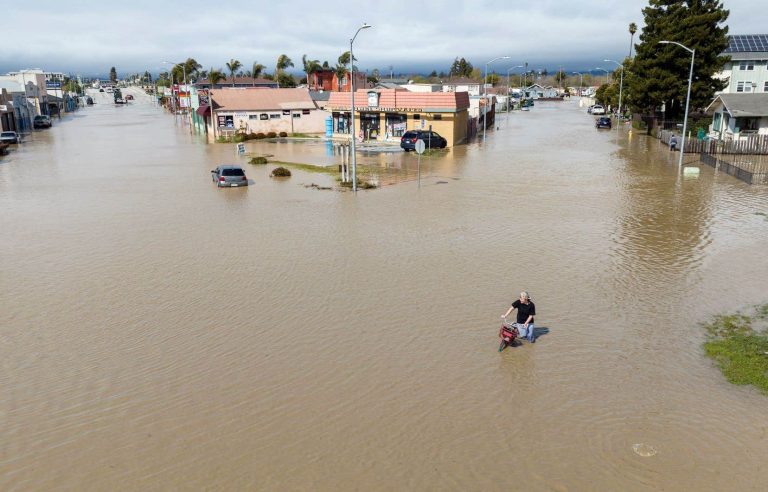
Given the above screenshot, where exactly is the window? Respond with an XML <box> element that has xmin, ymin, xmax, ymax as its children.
<box><xmin>292</xmin><ymin>113</ymin><xmax>301</xmax><ymax>118</ymax></box>
<box><xmin>260</xmin><ymin>113</ymin><xmax>269</xmax><ymax>120</ymax></box>
<box><xmin>302</xmin><ymin>109</ymin><xmax>310</xmax><ymax>115</ymax></box>
<box><xmin>739</xmin><ymin>61</ymin><xmax>754</xmax><ymax>70</ymax></box>
<box><xmin>413</xmin><ymin>114</ymin><xmax>420</xmax><ymax>120</ymax></box>
<box><xmin>270</xmin><ymin>114</ymin><xmax>280</xmax><ymax>119</ymax></box>
<box><xmin>764</xmin><ymin>81</ymin><xmax>768</xmax><ymax>92</ymax></box>
<box><xmin>432</xmin><ymin>114</ymin><xmax>442</xmax><ymax>120</ymax></box>
<box><xmin>736</xmin><ymin>81</ymin><xmax>754</xmax><ymax>92</ymax></box>
<box><xmin>249</xmin><ymin>114</ymin><xmax>259</xmax><ymax>120</ymax></box>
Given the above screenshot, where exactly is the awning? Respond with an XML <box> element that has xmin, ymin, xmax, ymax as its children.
<box><xmin>196</xmin><ymin>105</ymin><xmax>210</xmax><ymax>116</ymax></box>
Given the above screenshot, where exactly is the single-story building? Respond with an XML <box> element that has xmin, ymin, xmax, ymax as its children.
<box><xmin>206</xmin><ymin>88</ymin><xmax>326</xmax><ymax>139</ymax></box>
<box><xmin>705</xmin><ymin>93</ymin><xmax>768</xmax><ymax>141</ymax></box>
<box><xmin>524</xmin><ymin>84</ymin><xmax>559</xmax><ymax>99</ymax></box>
<box><xmin>442</xmin><ymin>77</ymin><xmax>481</xmax><ymax>96</ymax></box>
<box><xmin>327</xmin><ymin>88</ymin><xmax>470</xmax><ymax>146</ymax></box>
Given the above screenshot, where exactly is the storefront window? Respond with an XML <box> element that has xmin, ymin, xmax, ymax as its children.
<box><xmin>360</xmin><ymin>112</ymin><xmax>381</xmax><ymax>140</ymax></box>
<box><xmin>333</xmin><ymin>112</ymin><xmax>351</xmax><ymax>134</ymax></box>
<box><xmin>385</xmin><ymin>113</ymin><xmax>407</xmax><ymax>138</ymax></box>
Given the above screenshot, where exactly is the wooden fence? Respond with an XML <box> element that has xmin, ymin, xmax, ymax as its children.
<box><xmin>657</xmin><ymin>129</ymin><xmax>768</xmax><ymax>155</ymax></box>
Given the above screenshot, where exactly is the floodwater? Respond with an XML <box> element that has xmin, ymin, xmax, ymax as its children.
<box><xmin>2</xmin><ymin>89</ymin><xmax>767</xmax><ymax>491</ymax></box>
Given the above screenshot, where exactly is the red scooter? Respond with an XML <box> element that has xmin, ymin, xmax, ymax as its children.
<box><xmin>498</xmin><ymin>318</ymin><xmax>520</xmax><ymax>352</ymax></box>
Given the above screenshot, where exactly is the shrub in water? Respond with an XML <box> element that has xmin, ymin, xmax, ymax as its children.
<box><xmin>249</xmin><ymin>157</ymin><xmax>268</xmax><ymax>165</ymax></box>
<box><xmin>267</xmin><ymin>131</ymin><xmax>277</xmax><ymax>139</ymax></box>
<box><xmin>279</xmin><ymin>131</ymin><xmax>288</xmax><ymax>138</ymax></box>
<box><xmin>271</xmin><ymin>167</ymin><xmax>291</xmax><ymax>177</ymax></box>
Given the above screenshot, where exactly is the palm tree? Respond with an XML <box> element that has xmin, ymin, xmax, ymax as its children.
<box><xmin>225</xmin><ymin>59</ymin><xmax>242</xmax><ymax>87</ymax></box>
<box><xmin>207</xmin><ymin>68</ymin><xmax>226</xmax><ymax>87</ymax></box>
<box><xmin>275</xmin><ymin>54</ymin><xmax>294</xmax><ymax>87</ymax></box>
<box><xmin>334</xmin><ymin>64</ymin><xmax>347</xmax><ymax>92</ymax></box>
<box><xmin>629</xmin><ymin>23</ymin><xmax>637</xmax><ymax>58</ymax></box>
<box><xmin>250</xmin><ymin>62</ymin><xmax>265</xmax><ymax>86</ymax></box>
<box><xmin>302</xmin><ymin>54</ymin><xmax>321</xmax><ymax>88</ymax></box>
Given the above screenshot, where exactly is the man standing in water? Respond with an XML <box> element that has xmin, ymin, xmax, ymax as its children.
<box><xmin>501</xmin><ymin>291</ymin><xmax>537</xmax><ymax>343</ymax></box>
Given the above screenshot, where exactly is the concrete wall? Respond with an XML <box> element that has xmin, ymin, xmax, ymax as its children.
<box><xmin>214</xmin><ymin>109</ymin><xmax>327</xmax><ymax>135</ymax></box>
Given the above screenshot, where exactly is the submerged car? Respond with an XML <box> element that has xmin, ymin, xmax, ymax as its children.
<box><xmin>33</xmin><ymin>115</ymin><xmax>52</xmax><ymax>128</ymax></box>
<box><xmin>591</xmin><ymin>105</ymin><xmax>606</xmax><ymax>115</ymax></box>
<box><xmin>595</xmin><ymin>117</ymin><xmax>612</xmax><ymax>129</ymax></box>
<box><xmin>400</xmin><ymin>130</ymin><xmax>447</xmax><ymax>151</ymax></box>
<box><xmin>0</xmin><ymin>131</ymin><xmax>20</xmax><ymax>144</ymax></box>
<box><xmin>211</xmin><ymin>165</ymin><xmax>248</xmax><ymax>187</ymax></box>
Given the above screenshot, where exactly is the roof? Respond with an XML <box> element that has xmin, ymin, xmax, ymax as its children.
<box><xmin>210</xmin><ymin>88</ymin><xmax>316</xmax><ymax>111</ymax></box>
<box><xmin>0</xmin><ymin>80</ymin><xmax>23</xmax><ymax>92</ymax></box>
<box><xmin>706</xmin><ymin>93</ymin><xmax>768</xmax><ymax>117</ymax></box>
<box><xmin>724</xmin><ymin>34</ymin><xmax>768</xmax><ymax>53</ymax></box>
<box><xmin>375</xmin><ymin>82</ymin><xmax>403</xmax><ymax>89</ymax></box>
<box><xmin>442</xmin><ymin>77</ymin><xmax>481</xmax><ymax>85</ymax></box>
<box><xmin>328</xmin><ymin>89</ymin><xmax>470</xmax><ymax>111</ymax></box>
<box><xmin>309</xmin><ymin>91</ymin><xmax>331</xmax><ymax>101</ymax></box>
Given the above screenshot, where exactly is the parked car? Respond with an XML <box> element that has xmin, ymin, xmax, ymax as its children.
<box><xmin>591</xmin><ymin>105</ymin><xmax>606</xmax><ymax>115</ymax></box>
<box><xmin>211</xmin><ymin>165</ymin><xmax>248</xmax><ymax>187</ymax></box>
<box><xmin>0</xmin><ymin>131</ymin><xmax>20</xmax><ymax>144</ymax></box>
<box><xmin>400</xmin><ymin>130</ymin><xmax>448</xmax><ymax>151</ymax></box>
<box><xmin>595</xmin><ymin>117</ymin><xmax>612</xmax><ymax>129</ymax></box>
<box><xmin>33</xmin><ymin>115</ymin><xmax>52</xmax><ymax>128</ymax></box>
<box><xmin>125</xmin><ymin>94</ymin><xmax>134</xmax><ymax>101</ymax></box>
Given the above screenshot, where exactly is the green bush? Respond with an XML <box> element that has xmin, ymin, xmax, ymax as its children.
<box><xmin>271</xmin><ymin>166</ymin><xmax>291</xmax><ymax>177</ymax></box>
<box><xmin>249</xmin><ymin>156</ymin><xmax>268</xmax><ymax>165</ymax></box>
<box><xmin>267</xmin><ymin>131</ymin><xmax>277</xmax><ymax>139</ymax></box>
<box><xmin>255</xmin><ymin>133</ymin><xmax>266</xmax><ymax>139</ymax></box>
<box><xmin>279</xmin><ymin>131</ymin><xmax>288</xmax><ymax>137</ymax></box>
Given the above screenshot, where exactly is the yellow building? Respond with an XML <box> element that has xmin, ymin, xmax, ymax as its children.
<box><xmin>328</xmin><ymin>89</ymin><xmax>470</xmax><ymax>146</ymax></box>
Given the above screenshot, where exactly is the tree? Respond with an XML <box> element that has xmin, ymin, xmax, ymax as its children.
<box><xmin>429</xmin><ymin>70</ymin><xmax>438</xmax><ymax>78</ymax></box>
<box><xmin>629</xmin><ymin>22</ymin><xmax>638</xmax><ymax>58</ymax></box>
<box><xmin>334</xmin><ymin>64</ymin><xmax>347</xmax><ymax>91</ymax></box>
<box><xmin>63</xmin><ymin>77</ymin><xmax>81</xmax><ymax>94</ymax></box>
<box><xmin>277</xmin><ymin>72</ymin><xmax>297</xmax><ymax>88</ymax></box>
<box><xmin>109</xmin><ymin>67</ymin><xmax>117</xmax><ymax>83</ymax></box>
<box><xmin>486</xmin><ymin>73</ymin><xmax>501</xmax><ymax>85</ymax></box>
<box><xmin>207</xmin><ymin>68</ymin><xmax>226</xmax><ymax>86</ymax></box>
<box><xmin>337</xmin><ymin>51</ymin><xmax>357</xmax><ymax>70</ymax></box>
<box><xmin>448</xmin><ymin>57</ymin><xmax>473</xmax><ymax>78</ymax></box>
<box><xmin>302</xmin><ymin>54</ymin><xmax>321</xmax><ymax>87</ymax></box>
<box><xmin>275</xmin><ymin>54</ymin><xmax>294</xmax><ymax>87</ymax></box>
<box><xmin>225</xmin><ymin>59</ymin><xmax>242</xmax><ymax>87</ymax></box>
<box><xmin>626</xmin><ymin>0</ymin><xmax>729</xmax><ymax>118</ymax></box>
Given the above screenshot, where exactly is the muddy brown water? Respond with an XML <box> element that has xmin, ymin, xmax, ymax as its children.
<box><xmin>2</xmin><ymin>90</ymin><xmax>768</xmax><ymax>491</ymax></box>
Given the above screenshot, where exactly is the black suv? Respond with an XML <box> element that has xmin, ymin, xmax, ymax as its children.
<box><xmin>400</xmin><ymin>130</ymin><xmax>447</xmax><ymax>151</ymax></box>
<box><xmin>595</xmin><ymin>117</ymin><xmax>612</xmax><ymax>130</ymax></box>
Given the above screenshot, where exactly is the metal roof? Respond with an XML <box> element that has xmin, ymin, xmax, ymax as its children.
<box><xmin>725</xmin><ymin>35</ymin><xmax>768</xmax><ymax>53</ymax></box>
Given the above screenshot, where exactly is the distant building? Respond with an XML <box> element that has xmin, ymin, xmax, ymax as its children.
<box><xmin>401</xmin><ymin>83</ymin><xmax>442</xmax><ymax>93</ymax></box>
<box><xmin>308</xmin><ymin>69</ymin><xmax>367</xmax><ymax>92</ymax></box>
<box><xmin>442</xmin><ymin>77</ymin><xmax>482</xmax><ymax>96</ymax></box>
<box><xmin>523</xmin><ymin>84</ymin><xmax>559</xmax><ymax>99</ymax></box>
<box><xmin>715</xmin><ymin>34</ymin><xmax>768</xmax><ymax>94</ymax></box>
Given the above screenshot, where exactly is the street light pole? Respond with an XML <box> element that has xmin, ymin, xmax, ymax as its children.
<box><xmin>164</xmin><ymin>61</ymin><xmax>193</xmax><ymax>133</ymax></box>
<box><xmin>572</xmin><ymin>72</ymin><xmax>583</xmax><ymax>97</ymax></box>
<box><xmin>595</xmin><ymin>67</ymin><xmax>610</xmax><ymax>86</ymax></box>
<box><xmin>483</xmin><ymin>56</ymin><xmax>510</xmax><ymax>142</ymax></box>
<box><xmin>659</xmin><ymin>40</ymin><xmax>695</xmax><ymax>169</ymax></box>
<box><xmin>349</xmin><ymin>23</ymin><xmax>372</xmax><ymax>193</ymax></box>
<box><xmin>604</xmin><ymin>59</ymin><xmax>624</xmax><ymax>125</ymax></box>
<box><xmin>506</xmin><ymin>65</ymin><xmax>523</xmax><ymax>113</ymax></box>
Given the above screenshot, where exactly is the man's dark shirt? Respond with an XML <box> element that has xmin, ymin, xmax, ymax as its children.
<box><xmin>512</xmin><ymin>300</ymin><xmax>536</xmax><ymax>324</ymax></box>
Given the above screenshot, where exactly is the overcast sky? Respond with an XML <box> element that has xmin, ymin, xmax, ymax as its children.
<box><xmin>2</xmin><ymin>0</ymin><xmax>763</xmax><ymax>77</ymax></box>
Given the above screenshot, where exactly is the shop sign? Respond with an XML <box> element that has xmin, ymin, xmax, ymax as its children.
<box><xmin>367</xmin><ymin>91</ymin><xmax>379</xmax><ymax>107</ymax></box>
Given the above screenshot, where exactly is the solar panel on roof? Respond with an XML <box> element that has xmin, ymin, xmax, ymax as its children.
<box><xmin>726</xmin><ymin>34</ymin><xmax>768</xmax><ymax>52</ymax></box>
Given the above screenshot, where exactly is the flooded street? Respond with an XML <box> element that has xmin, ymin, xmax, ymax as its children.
<box><xmin>2</xmin><ymin>90</ymin><xmax>768</xmax><ymax>490</ymax></box>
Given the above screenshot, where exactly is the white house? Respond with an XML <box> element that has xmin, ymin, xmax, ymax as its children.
<box><xmin>705</xmin><ymin>93</ymin><xmax>768</xmax><ymax>141</ymax></box>
<box><xmin>523</xmin><ymin>84</ymin><xmax>559</xmax><ymax>99</ymax></box>
<box><xmin>401</xmin><ymin>83</ymin><xmax>442</xmax><ymax>93</ymax></box>
<box><xmin>442</xmin><ymin>77</ymin><xmax>482</xmax><ymax>96</ymax></box>
<box><xmin>714</xmin><ymin>34</ymin><xmax>768</xmax><ymax>94</ymax></box>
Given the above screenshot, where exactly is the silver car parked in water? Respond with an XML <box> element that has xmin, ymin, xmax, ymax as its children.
<box><xmin>211</xmin><ymin>165</ymin><xmax>248</xmax><ymax>187</ymax></box>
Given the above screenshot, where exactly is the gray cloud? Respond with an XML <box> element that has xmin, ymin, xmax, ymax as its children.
<box><xmin>1</xmin><ymin>0</ymin><xmax>762</xmax><ymax>75</ymax></box>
